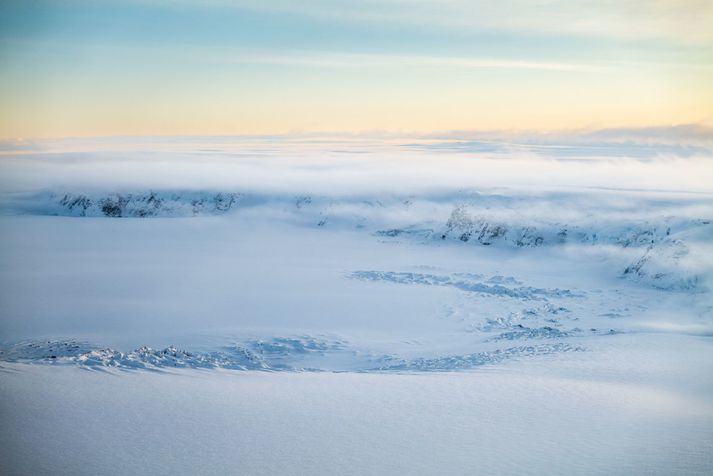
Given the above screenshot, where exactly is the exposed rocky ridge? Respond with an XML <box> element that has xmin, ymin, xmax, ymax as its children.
<box><xmin>438</xmin><ymin>204</ymin><xmax>710</xmax><ymax>290</ymax></box>
<box><xmin>440</xmin><ymin>204</ymin><xmax>691</xmax><ymax>248</ymax></box>
<box><xmin>0</xmin><ymin>338</ymin><xmax>584</xmax><ymax>372</ymax></box>
<box><xmin>54</xmin><ymin>191</ymin><xmax>241</xmax><ymax>217</ymax></box>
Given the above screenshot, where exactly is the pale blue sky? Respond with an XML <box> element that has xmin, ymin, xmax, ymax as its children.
<box><xmin>1</xmin><ymin>0</ymin><xmax>711</xmax><ymax>138</ymax></box>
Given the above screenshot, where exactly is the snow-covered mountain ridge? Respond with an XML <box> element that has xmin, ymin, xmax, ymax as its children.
<box><xmin>6</xmin><ymin>189</ymin><xmax>710</xmax><ymax>291</ymax></box>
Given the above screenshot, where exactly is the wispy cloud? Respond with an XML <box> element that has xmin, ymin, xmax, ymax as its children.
<box><xmin>162</xmin><ymin>0</ymin><xmax>713</xmax><ymax>45</ymax></box>
<box><xmin>213</xmin><ymin>50</ymin><xmax>602</xmax><ymax>73</ymax></box>
<box><xmin>0</xmin><ymin>38</ymin><xmax>604</xmax><ymax>73</ymax></box>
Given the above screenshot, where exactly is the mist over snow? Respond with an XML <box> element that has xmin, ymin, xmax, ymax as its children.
<box><xmin>1</xmin><ymin>130</ymin><xmax>712</xmax><ymax>342</ymax></box>
<box><xmin>1</xmin><ymin>131</ymin><xmax>713</xmax><ymax>475</ymax></box>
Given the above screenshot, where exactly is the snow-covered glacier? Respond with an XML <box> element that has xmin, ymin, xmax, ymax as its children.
<box><xmin>1</xmin><ymin>134</ymin><xmax>712</xmax><ymax>475</ymax></box>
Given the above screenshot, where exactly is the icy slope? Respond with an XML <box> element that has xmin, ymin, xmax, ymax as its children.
<box><xmin>3</xmin><ymin>350</ymin><xmax>712</xmax><ymax>476</ymax></box>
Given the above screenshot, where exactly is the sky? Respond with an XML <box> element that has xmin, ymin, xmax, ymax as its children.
<box><xmin>0</xmin><ymin>0</ymin><xmax>712</xmax><ymax>139</ymax></box>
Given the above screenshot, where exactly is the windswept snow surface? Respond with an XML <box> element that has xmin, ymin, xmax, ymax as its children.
<box><xmin>1</xmin><ymin>134</ymin><xmax>712</xmax><ymax>474</ymax></box>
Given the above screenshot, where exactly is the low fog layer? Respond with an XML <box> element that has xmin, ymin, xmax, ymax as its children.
<box><xmin>0</xmin><ymin>130</ymin><xmax>711</xmax><ymax>196</ymax></box>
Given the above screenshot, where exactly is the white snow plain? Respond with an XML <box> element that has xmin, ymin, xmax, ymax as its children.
<box><xmin>1</xmin><ymin>133</ymin><xmax>712</xmax><ymax>475</ymax></box>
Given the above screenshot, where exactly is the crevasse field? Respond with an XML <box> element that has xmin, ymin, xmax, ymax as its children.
<box><xmin>1</xmin><ymin>133</ymin><xmax>712</xmax><ymax>475</ymax></box>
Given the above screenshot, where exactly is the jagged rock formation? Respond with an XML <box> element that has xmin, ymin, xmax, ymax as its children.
<box><xmin>0</xmin><ymin>338</ymin><xmax>583</xmax><ymax>372</ymax></box>
<box><xmin>56</xmin><ymin>191</ymin><xmax>241</xmax><ymax>217</ymax></box>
